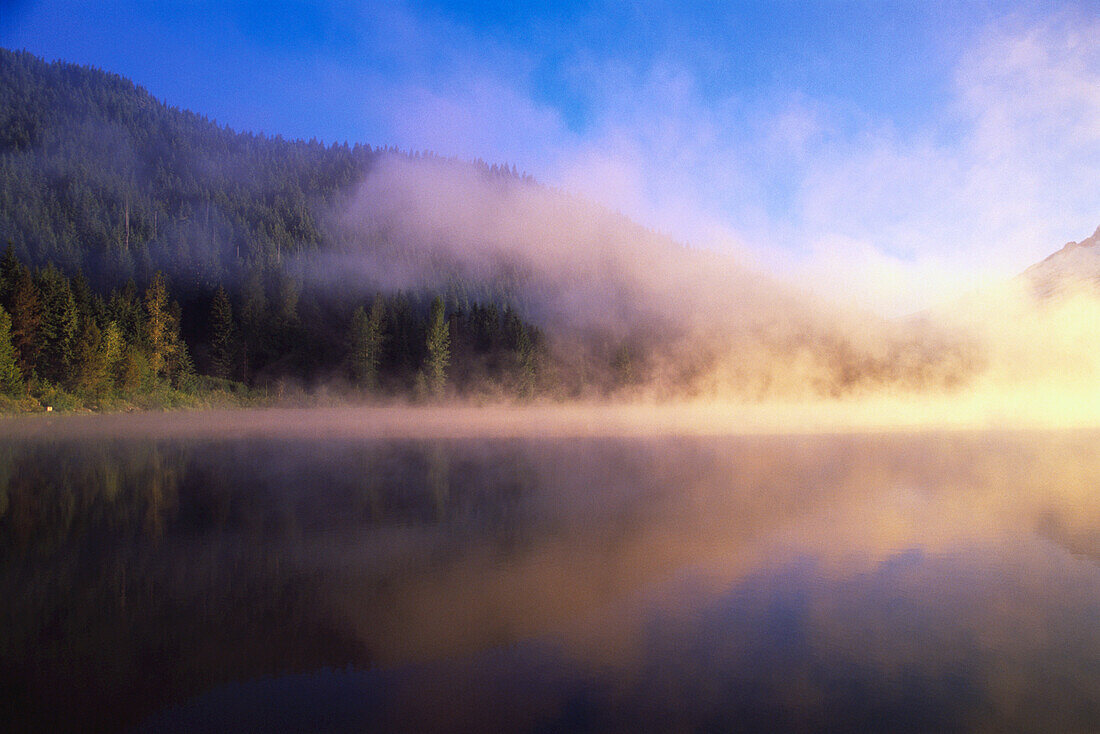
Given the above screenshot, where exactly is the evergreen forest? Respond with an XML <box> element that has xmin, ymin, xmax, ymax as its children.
<box><xmin>0</xmin><ymin>48</ymin><xmax>547</xmax><ymax>410</ymax></box>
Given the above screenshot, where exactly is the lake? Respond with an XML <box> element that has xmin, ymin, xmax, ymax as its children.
<box><xmin>2</xmin><ymin>409</ymin><xmax>1099</xmax><ymax>732</ymax></box>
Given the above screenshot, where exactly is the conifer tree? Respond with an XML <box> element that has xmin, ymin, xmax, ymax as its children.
<box><xmin>424</xmin><ymin>295</ymin><xmax>450</xmax><ymax>398</ymax></box>
<box><xmin>0</xmin><ymin>246</ymin><xmax>20</xmax><ymax>308</ymax></box>
<box><xmin>0</xmin><ymin>306</ymin><xmax>23</xmax><ymax>396</ymax></box>
<box><xmin>388</xmin><ymin>294</ymin><xmax>415</xmax><ymax>372</ymax></box>
<box><xmin>515</xmin><ymin>327</ymin><xmax>537</xmax><ymax>398</ymax></box>
<box><xmin>209</xmin><ymin>286</ymin><xmax>236</xmax><ymax>379</ymax></box>
<box><xmin>348</xmin><ymin>297</ymin><xmax>385</xmax><ymax>390</ymax></box>
<box><xmin>163</xmin><ymin>300</ymin><xmax>194</xmax><ymax>387</ymax></box>
<box><xmin>108</xmin><ymin>280</ymin><xmax>142</xmax><ymax>344</ymax></box>
<box><xmin>612</xmin><ymin>343</ymin><xmax>637</xmax><ymax>386</ymax></box>
<box><xmin>35</xmin><ymin>264</ymin><xmax>78</xmax><ymax>384</ymax></box>
<box><xmin>9</xmin><ymin>269</ymin><xmax>41</xmax><ymax>376</ymax></box>
<box><xmin>100</xmin><ymin>320</ymin><xmax>124</xmax><ymax>389</ymax></box>
<box><xmin>117</xmin><ymin>343</ymin><xmax>148</xmax><ymax>393</ymax></box>
<box><xmin>239</xmin><ymin>266</ymin><xmax>268</xmax><ymax>375</ymax></box>
<box><xmin>143</xmin><ymin>271</ymin><xmax>171</xmax><ymax>378</ymax></box>
<box><xmin>74</xmin><ymin>318</ymin><xmax>106</xmax><ymax>394</ymax></box>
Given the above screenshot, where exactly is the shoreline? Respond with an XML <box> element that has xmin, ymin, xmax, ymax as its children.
<box><xmin>3</xmin><ymin>399</ymin><xmax>1100</xmax><ymax>440</ymax></box>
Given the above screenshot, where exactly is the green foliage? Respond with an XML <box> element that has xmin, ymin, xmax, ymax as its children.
<box><xmin>348</xmin><ymin>297</ymin><xmax>385</xmax><ymax>390</ymax></box>
<box><xmin>0</xmin><ymin>248</ymin><xmax>549</xmax><ymax>411</ymax></box>
<box><xmin>117</xmin><ymin>344</ymin><xmax>152</xmax><ymax>394</ymax></box>
<box><xmin>100</xmin><ymin>321</ymin><xmax>125</xmax><ymax>385</ymax></box>
<box><xmin>143</xmin><ymin>271</ymin><xmax>171</xmax><ymax>377</ymax></box>
<box><xmin>208</xmin><ymin>286</ymin><xmax>236</xmax><ymax>380</ymax></box>
<box><xmin>74</xmin><ymin>317</ymin><xmax>107</xmax><ymax>395</ymax></box>
<box><xmin>0</xmin><ymin>246</ymin><xmax>20</xmax><ymax>303</ymax></box>
<box><xmin>0</xmin><ymin>306</ymin><xmax>23</xmax><ymax>395</ymax></box>
<box><xmin>137</xmin><ymin>271</ymin><xmax>192</xmax><ymax>388</ymax></box>
<box><xmin>514</xmin><ymin>327</ymin><xmax>537</xmax><ymax>398</ymax></box>
<box><xmin>107</xmin><ymin>281</ymin><xmax>142</xmax><ymax>345</ymax></box>
<box><xmin>0</xmin><ymin>49</ymin><xmax>555</xmax><ymax>409</ymax></box>
<box><xmin>8</xmin><ymin>269</ymin><xmax>41</xmax><ymax>376</ymax></box>
<box><xmin>0</xmin><ymin>48</ymin><xmax>376</xmax><ymax>285</ymax></box>
<box><xmin>425</xmin><ymin>296</ymin><xmax>450</xmax><ymax>398</ymax></box>
<box><xmin>612</xmin><ymin>343</ymin><xmax>639</xmax><ymax>387</ymax></box>
<box><xmin>34</xmin><ymin>263</ymin><xmax>78</xmax><ymax>383</ymax></box>
<box><xmin>31</xmin><ymin>381</ymin><xmax>82</xmax><ymax>412</ymax></box>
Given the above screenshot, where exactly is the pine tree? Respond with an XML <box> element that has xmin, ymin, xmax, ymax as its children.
<box><xmin>348</xmin><ymin>297</ymin><xmax>385</xmax><ymax>390</ymax></box>
<box><xmin>239</xmin><ymin>266</ymin><xmax>267</xmax><ymax>375</ymax></box>
<box><xmin>270</xmin><ymin>274</ymin><xmax>304</xmax><ymax>367</ymax></box>
<box><xmin>8</xmin><ymin>269</ymin><xmax>40</xmax><ymax>377</ymax></box>
<box><xmin>515</xmin><ymin>326</ymin><xmax>537</xmax><ymax>398</ymax></box>
<box><xmin>143</xmin><ymin>271</ymin><xmax>171</xmax><ymax>378</ymax></box>
<box><xmin>424</xmin><ymin>295</ymin><xmax>450</xmax><ymax>398</ymax></box>
<box><xmin>612</xmin><ymin>343</ymin><xmax>637</xmax><ymax>386</ymax></box>
<box><xmin>74</xmin><ymin>317</ymin><xmax>106</xmax><ymax>395</ymax></box>
<box><xmin>168</xmin><ymin>341</ymin><xmax>196</xmax><ymax>389</ymax></box>
<box><xmin>388</xmin><ymin>294</ymin><xmax>415</xmax><ymax>373</ymax></box>
<box><xmin>0</xmin><ymin>306</ymin><xmax>23</xmax><ymax>396</ymax></box>
<box><xmin>108</xmin><ymin>280</ymin><xmax>142</xmax><ymax>344</ymax></box>
<box><xmin>70</xmin><ymin>272</ymin><xmax>96</xmax><ymax>323</ymax></box>
<box><xmin>163</xmin><ymin>299</ymin><xmax>193</xmax><ymax>387</ymax></box>
<box><xmin>209</xmin><ymin>286</ymin><xmax>236</xmax><ymax>379</ymax></box>
<box><xmin>0</xmin><ymin>246</ymin><xmax>20</xmax><ymax>309</ymax></box>
<box><xmin>117</xmin><ymin>343</ymin><xmax>148</xmax><ymax>393</ymax></box>
<box><xmin>100</xmin><ymin>320</ymin><xmax>124</xmax><ymax>390</ymax></box>
<box><xmin>35</xmin><ymin>263</ymin><xmax>79</xmax><ymax>385</ymax></box>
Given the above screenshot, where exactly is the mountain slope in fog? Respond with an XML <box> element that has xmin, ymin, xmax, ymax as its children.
<box><xmin>320</xmin><ymin>154</ymin><xmax>979</xmax><ymax>398</ymax></box>
<box><xmin>0</xmin><ymin>47</ymin><xmax>378</xmax><ymax>285</ymax></box>
<box><xmin>1023</xmin><ymin>225</ymin><xmax>1100</xmax><ymax>298</ymax></box>
<box><xmin>921</xmin><ymin>224</ymin><xmax>1100</xmax><ymax>402</ymax></box>
<box><xmin>0</xmin><ymin>47</ymin><xmax>977</xmax><ymax>399</ymax></box>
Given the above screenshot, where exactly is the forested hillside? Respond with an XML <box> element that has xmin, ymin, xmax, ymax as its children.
<box><xmin>0</xmin><ymin>48</ymin><xmax>979</xmax><ymax>411</ymax></box>
<box><xmin>0</xmin><ymin>48</ymin><xmax>547</xmax><ymax>407</ymax></box>
<box><xmin>0</xmin><ymin>49</ymin><xmax>378</xmax><ymax>279</ymax></box>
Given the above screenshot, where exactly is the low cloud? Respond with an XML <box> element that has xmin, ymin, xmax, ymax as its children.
<box><xmin>313</xmin><ymin>153</ymin><xmax>979</xmax><ymax>401</ymax></box>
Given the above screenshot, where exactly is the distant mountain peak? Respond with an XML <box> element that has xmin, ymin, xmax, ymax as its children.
<box><xmin>1024</xmin><ymin>225</ymin><xmax>1100</xmax><ymax>297</ymax></box>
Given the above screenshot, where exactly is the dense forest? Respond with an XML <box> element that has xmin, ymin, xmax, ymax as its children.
<box><xmin>0</xmin><ymin>48</ymin><xmax>548</xmax><ymax>409</ymax></box>
<box><xmin>0</xmin><ymin>244</ymin><xmax>545</xmax><ymax>409</ymax></box>
<box><xmin>0</xmin><ymin>48</ymin><xmax>980</xmax><ymax>411</ymax></box>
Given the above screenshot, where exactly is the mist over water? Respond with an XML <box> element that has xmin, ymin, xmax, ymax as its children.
<box><xmin>4</xmin><ymin>7</ymin><xmax>1100</xmax><ymax>731</ymax></box>
<box><xmin>307</xmin><ymin>156</ymin><xmax>956</xmax><ymax>398</ymax></box>
<box><xmin>3</xmin><ymin>416</ymin><xmax>1100</xmax><ymax>731</ymax></box>
<box><xmin>299</xmin><ymin>154</ymin><xmax>1100</xmax><ymax>418</ymax></box>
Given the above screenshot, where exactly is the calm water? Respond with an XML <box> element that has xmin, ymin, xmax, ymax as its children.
<box><xmin>2</xmin><ymin>422</ymin><xmax>1099</xmax><ymax>732</ymax></box>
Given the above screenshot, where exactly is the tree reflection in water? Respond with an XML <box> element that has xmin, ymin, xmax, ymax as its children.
<box><xmin>0</xmin><ymin>431</ymin><xmax>1098</xmax><ymax>732</ymax></box>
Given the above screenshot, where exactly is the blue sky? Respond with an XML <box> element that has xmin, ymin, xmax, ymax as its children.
<box><xmin>3</xmin><ymin>1</ymin><xmax>1099</xmax><ymax>313</ymax></box>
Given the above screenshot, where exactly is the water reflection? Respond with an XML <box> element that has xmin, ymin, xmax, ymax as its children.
<box><xmin>1</xmin><ymin>430</ymin><xmax>1099</xmax><ymax>731</ymax></box>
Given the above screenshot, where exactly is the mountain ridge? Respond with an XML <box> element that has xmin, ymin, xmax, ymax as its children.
<box><xmin>1023</xmin><ymin>225</ymin><xmax>1100</xmax><ymax>297</ymax></box>
<box><xmin>0</xmin><ymin>46</ymin><xmax>1046</xmax><ymax>404</ymax></box>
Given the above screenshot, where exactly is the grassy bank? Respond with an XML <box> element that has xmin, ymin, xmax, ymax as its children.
<box><xmin>0</xmin><ymin>375</ymin><xmax>257</xmax><ymax>414</ymax></box>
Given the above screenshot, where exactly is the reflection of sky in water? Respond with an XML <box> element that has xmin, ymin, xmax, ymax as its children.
<box><xmin>143</xmin><ymin>547</ymin><xmax>1100</xmax><ymax>732</ymax></box>
<box><xmin>2</xmin><ymin>429</ymin><xmax>1099</xmax><ymax>731</ymax></box>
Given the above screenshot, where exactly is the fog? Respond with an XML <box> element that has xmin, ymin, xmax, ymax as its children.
<box><xmin>283</xmin><ymin>153</ymin><xmax>1100</xmax><ymax>427</ymax></box>
<box><xmin>309</xmin><ymin>155</ymin><xmax>966</xmax><ymax>400</ymax></box>
<box><xmin>321</xmin><ymin>154</ymin><xmax>788</xmax><ymax>335</ymax></box>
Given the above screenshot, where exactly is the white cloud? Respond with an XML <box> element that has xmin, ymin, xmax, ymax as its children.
<box><xmin>336</xmin><ymin>5</ymin><xmax>1100</xmax><ymax>316</ymax></box>
<box><xmin>786</xmin><ymin>12</ymin><xmax>1100</xmax><ymax>314</ymax></box>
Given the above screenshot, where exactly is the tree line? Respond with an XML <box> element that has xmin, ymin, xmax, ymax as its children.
<box><xmin>0</xmin><ymin>246</ymin><xmax>546</xmax><ymax>409</ymax></box>
<box><xmin>0</xmin><ymin>48</ymin><xmax>557</xmax><ymax>409</ymax></box>
<box><xmin>0</xmin><ymin>48</ymin><xmax>529</xmax><ymax>290</ymax></box>
<box><xmin>0</xmin><ymin>246</ymin><xmax>192</xmax><ymax>407</ymax></box>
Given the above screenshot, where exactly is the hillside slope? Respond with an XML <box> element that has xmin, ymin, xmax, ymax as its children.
<box><xmin>0</xmin><ymin>48</ymin><xmax>977</xmax><ymax>401</ymax></box>
<box><xmin>1023</xmin><ymin>226</ymin><xmax>1100</xmax><ymax>297</ymax></box>
<box><xmin>0</xmin><ymin>47</ymin><xmax>383</xmax><ymax>285</ymax></box>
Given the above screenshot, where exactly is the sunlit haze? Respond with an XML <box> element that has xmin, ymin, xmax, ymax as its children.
<box><xmin>5</xmin><ymin>7</ymin><xmax>1100</xmax><ymax>729</ymax></box>
<box><xmin>4</xmin><ymin>0</ymin><xmax>1098</xmax><ymax>315</ymax></box>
